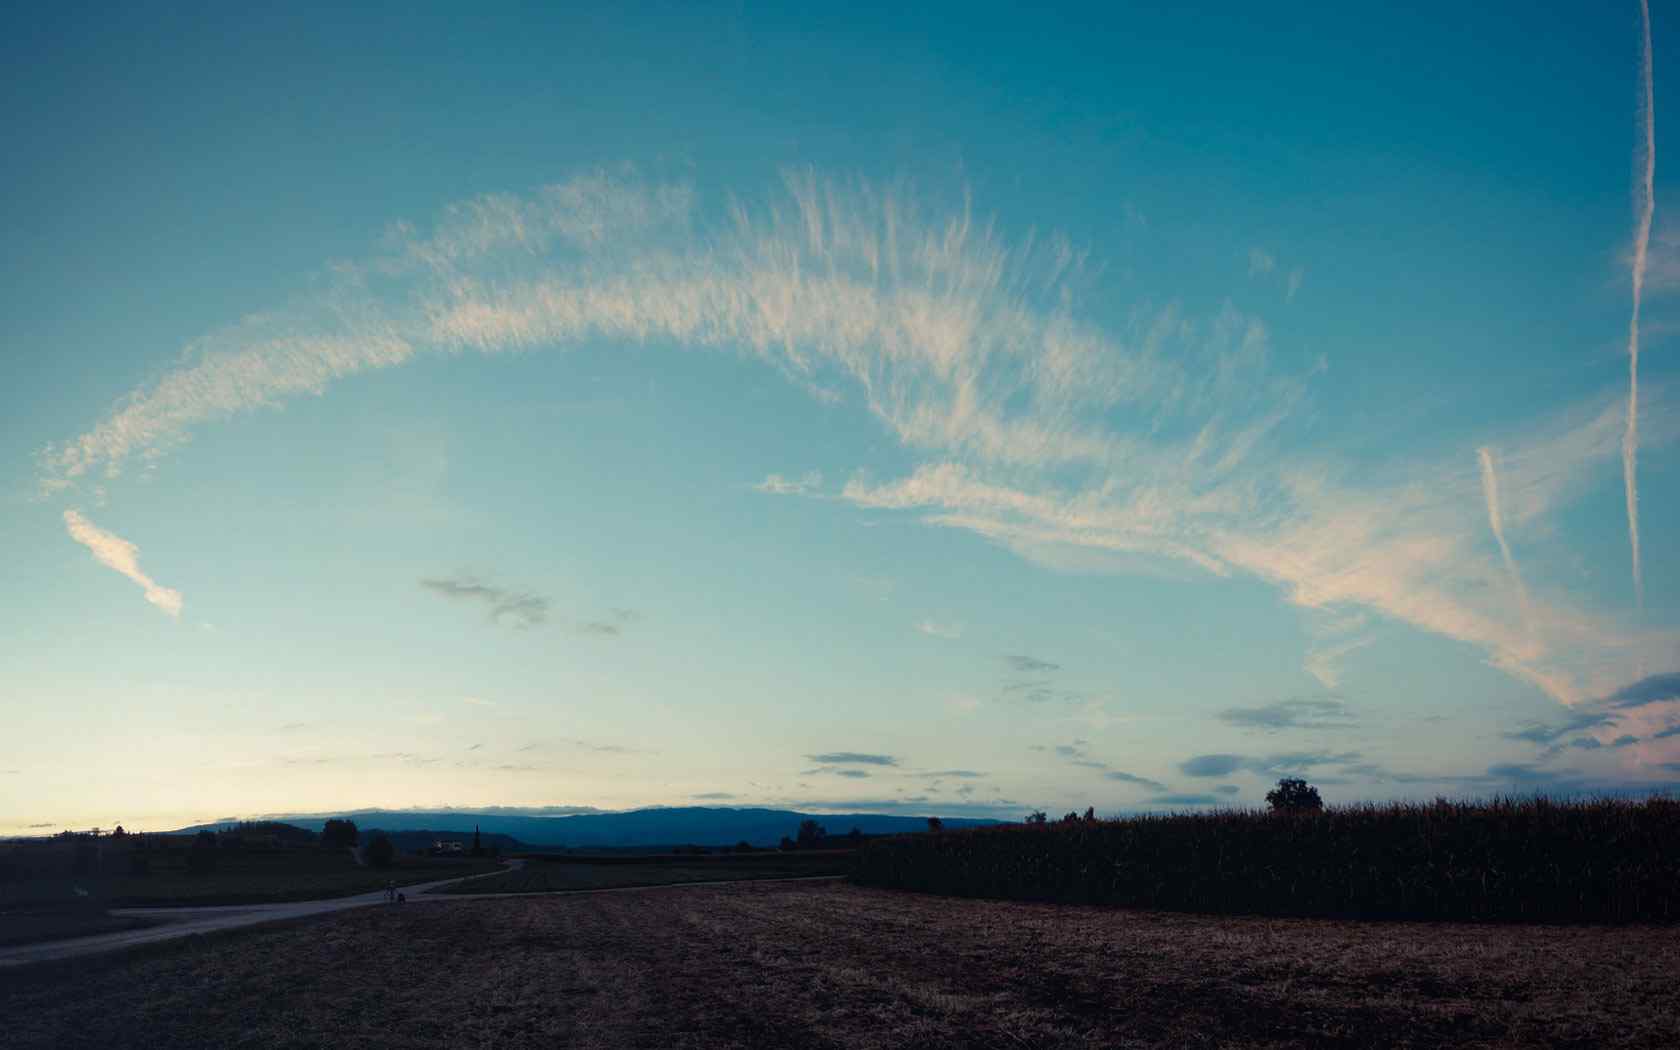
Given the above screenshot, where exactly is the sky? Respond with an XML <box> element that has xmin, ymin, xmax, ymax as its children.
<box><xmin>3</xmin><ymin>1</ymin><xmax>1679</xmax><ymax>835</ymax></box>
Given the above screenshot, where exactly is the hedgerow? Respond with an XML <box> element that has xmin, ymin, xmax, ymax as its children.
<box><xmin>851</xmin><ymin>796</ymin><xmax>1680</xmax><ymax>922</ymax></box>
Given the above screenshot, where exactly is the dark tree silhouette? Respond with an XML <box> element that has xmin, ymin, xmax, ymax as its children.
<box><xmin>366</xmin><ymin>832</ymin><xmax>395</xmax><ymax>869</ymax></box>
<box><xmin>796</xmin><ymin>819</ymin><xmax>827</xmax><ymax>847</ymax></box>
<box><xmin>1266</xmin><ymin>778</ymin><xmax>1323</xmax><ymax>813</ymax></box>
<box><xmin>187</xmin><ymin>830</ymin><xmax>219</xmax><ymax>874</ymax></box>
<box><xmin>321</xmin><ymin>818</ymin><xmax>360</xmax><ymax>849</ymax></box>
<box><xmin>1025</xmin><ymin>811</ymin><xmax>1048</xmax><ymax>825</ymax></box>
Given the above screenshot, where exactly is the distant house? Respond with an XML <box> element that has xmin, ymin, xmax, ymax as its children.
<box><xmin>431</xmin><ymin>840</ymin><xmax>465</xmax><ymax>855</ymax></box>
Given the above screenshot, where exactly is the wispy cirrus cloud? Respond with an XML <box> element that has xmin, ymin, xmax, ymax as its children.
<box><xmin>37</xmin><ymin>167</ymin><xmax>1675</xmax><ymax>713</ymax></box>
<box><xmin>916</xmin><ymin>619</ymin><xmax>963</xmax><ymax>640</ymax></box>
<box><xmin>419</xmin><ymin>575</ymin><xmax>548</xmax><ymax>629</ymax></box>
<box><xmin>755</xmin><ymin>471</ymin><xmax>823</xmax><ymax>496</ymax></box>
<box><xmin>62</xmin><ymin>510</ymin><xmax>183</xmax><ymax>618</ymax></box>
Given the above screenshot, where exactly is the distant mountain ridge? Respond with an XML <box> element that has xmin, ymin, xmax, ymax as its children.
<box><xmin>177</xmin><ymin>806</ymin><xmax>1008</xmax><ymax>846</ymax></box>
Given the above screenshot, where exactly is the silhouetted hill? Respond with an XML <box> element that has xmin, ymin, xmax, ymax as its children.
<box><xmin>177</xmin><ymin>807</ymin><xmax>1006</xmax><ymax>847</ymax></box>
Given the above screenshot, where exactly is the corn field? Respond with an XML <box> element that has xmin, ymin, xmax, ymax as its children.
<box><xmin>850</xmin><ymin>796</ymin><xmax>1680</xmax><ymax>922</ymax></box>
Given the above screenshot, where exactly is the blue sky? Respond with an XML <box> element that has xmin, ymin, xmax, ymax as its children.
<box><xmin>3</xmin><ymin>1</ymin><xmax>1679</xmax><ymax>835</ymax></box>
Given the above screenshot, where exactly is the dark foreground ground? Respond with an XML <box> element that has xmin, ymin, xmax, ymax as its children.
<box><xmin>0</xmin><ymin>909</ymin><xmax>156</xmax><ymax>947</ymax></box>
<box><xmin>5</xmin><ymin>881</ymin><xmax>1675</xmax><ymax>1049</ymax></box>
<box><xmin>447</xmin><ymin>850</ymin><xmax>851</xmax><ymax>893</ymax></box>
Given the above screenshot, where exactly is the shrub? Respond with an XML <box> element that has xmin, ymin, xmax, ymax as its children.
<box><xmin>796</xmin><ymin>819</ymin><xmax>826</xmax><ymax>848</ymax></box>
<box><xmin>1267</xmin><ymin>778</ymin><xmax>1323</xmax><ymax>813</ymax></box>
<box><xmin>851</xmin><ymin>796</ymin><xmax>1680</xmax><ymax>923</ymax></box>
<box><xmin>1025</xmin><ymin>811</ymin><xmax>1047</xmax><ymax>826</ymax></box>
<box><xmin>366</xmin><ymin>832</ymin><xmax>395</xmax><ymax>869</ymax></box>
<box><xmin>927</xmin><ymin>817</ymin><xmax>944</xmax><ymax>833</ymax></box>
<box><xmin>735</xmin><ymin>840</ymin><xmax>754</xmax><ymax>853</ymax></box>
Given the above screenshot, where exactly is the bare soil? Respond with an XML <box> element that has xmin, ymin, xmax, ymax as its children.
<box><xmin>447</xmin><ymin>852</ymin><xmax>849</xmax><ymax>893</ymax></box>
<box><xmin>0</xmin><ymin>909</ymin><xmax>157</xmax><ymax>947</ymax></box>
<box><xmin>4</xmin><ymin>881</ymin><xmax>1676</xmax><ymax>1048</ymax></box>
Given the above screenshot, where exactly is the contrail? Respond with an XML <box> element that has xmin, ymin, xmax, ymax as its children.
<box><xmin>1623</xmin><ymin>0</ymin><xmax>1656</xmax><ymax>610</ymax></box>
<box><xmin>1478</xmin><ymin>447</ymin><xmax>1531</xmax><ymax>625</ymax></box>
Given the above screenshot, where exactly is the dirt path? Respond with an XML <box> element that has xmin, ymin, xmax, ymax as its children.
<box><xmin>0</xmin><ymin>862</ymin><xmax>522</xmax><ymax>968</ymax></box>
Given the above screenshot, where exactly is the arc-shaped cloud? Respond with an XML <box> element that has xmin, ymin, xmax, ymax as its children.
<box><xmin>38</xmin><ymin>169</ymin><xmax>1674</xmax><ymax>706</ymax></box>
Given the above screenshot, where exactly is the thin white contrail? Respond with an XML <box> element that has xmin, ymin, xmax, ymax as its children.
<box><xmin>1623</xmin><ymin>0</ymin><xmax>1656</xmax><ymax>610</ymax></box>
<box><xmin>1478</xmin><ymin>447</ymin><xmax>1531</xmax><ymax>626</ymax></box>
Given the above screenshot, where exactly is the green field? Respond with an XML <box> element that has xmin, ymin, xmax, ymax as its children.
<box><xmin>444</xmin><ymin>850</ymin><xmax>851</xmax><ymax>894</ymax></box>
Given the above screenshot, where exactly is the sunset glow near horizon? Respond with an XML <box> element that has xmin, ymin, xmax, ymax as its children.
<box><xmin>3</xmin><ymin>2</ymin><xmax>1679</xmax><ymax>836</ymax></box>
